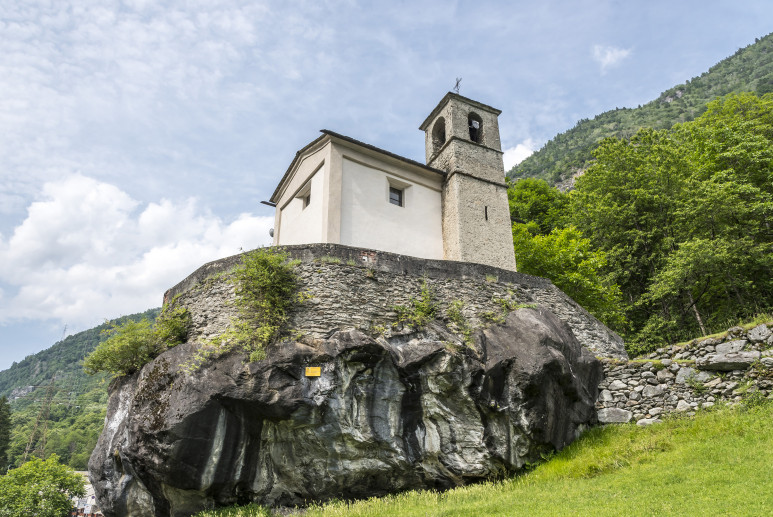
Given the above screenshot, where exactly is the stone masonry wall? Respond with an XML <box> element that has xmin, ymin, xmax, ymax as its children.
<box><xmin>597</xmin><ymin>323</ymin><xmax>773</xmax><ymax>426</ymax></box>
<box><xmin>164</xmin><ymin>243</ymin><xmax>626</xmax><ymax>359</ymax></box>
<box><xmin>441</xmin><ymin>174</ymin><xmax>516</xmax><ymax>271</ymax></box>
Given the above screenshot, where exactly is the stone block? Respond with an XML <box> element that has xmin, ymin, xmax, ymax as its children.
<box><xmin>608</xmin><ymin>379</ymin><xmax>627</xmax><ymax>391</ymax></box>
<box><xmin>704</xmin><ymin>377</ymin><xmax>721</xmax><ymax>388</ymax></box>
<box><xmin>675</xmin><ymin>367</ymin><xmax>711</xmax><ymax>384</ymax></box>
<box><xmin>676</xmin><ymin>400</ymin><xmax>691</xmax><ymax>411</ymax></box>
<box><xmin>637</xmin><ymin>418</ymin><xmax>662</xmax><ymax>426</ymax></box>
<box><xmin>598</xmin><ymin>389</ymin><xmax>614</xmax><ymax>402</ymax></box>
<box><xmin>642</xmin><ymin>385</ymin><xmax>665</xmax><ymax>398</ymax></box>
<box><xmin>715</xmin><ymin>340</ymin><xmax>747</xmax><ymax>354</ymax></box>
<box><xmin>696</xmin><ymin>351</ymin><xmax>760</xmax><ymax>371</ymax></box>
<box><xmin>597</xmin><ymin>408</ymin><xmax>633</xmax><ymax>423</ymax></box>
<box><xmin>748</xmin><ymin>324</ymin><xmax>771</xmax><ymax>343</ymax></box>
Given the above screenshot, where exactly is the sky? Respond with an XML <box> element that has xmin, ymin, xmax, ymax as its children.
<box><xmin>1</xmin><ymin>0</ymin><xmax>772</xmax><ymax>370</ymax></box>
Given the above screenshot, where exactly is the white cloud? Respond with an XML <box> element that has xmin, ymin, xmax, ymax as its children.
<box><xmin>503</xmin><ymin>138</ymin><xmax>538</xmax><ymax>170</ymax></box>
<box><xmin>592</xmin><ymin>45</ymin><xmax>631</xmax><ymax>73</ymax></box>
<box><xmin>0</xmin><ymin>174</ymin><xmax>273</xmax><ymax>327</ymax></box>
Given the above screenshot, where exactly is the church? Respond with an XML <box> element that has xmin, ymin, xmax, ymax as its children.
<box><xmin>268</xmin><ymin>92</ymin><xmax>516</xmax><ymax>271</ymax></box>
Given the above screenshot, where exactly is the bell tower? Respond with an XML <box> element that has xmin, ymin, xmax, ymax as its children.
<box><xmin>420</xmin><ymin>93</ymin><xmax>516</xmax><ymax>271</ymax></box>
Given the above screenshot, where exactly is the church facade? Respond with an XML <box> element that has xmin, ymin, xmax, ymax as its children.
<box><xmin>269</xmin><ymin>93</ymin><xmax>516</xmax><ymax>271</ymax></box>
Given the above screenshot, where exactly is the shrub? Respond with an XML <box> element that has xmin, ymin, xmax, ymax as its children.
<box><xmin>154</xmin><ymin>301</ymin><xmax>192</xmax><ymax>347</ymax></box>
<box><xmin>232</xmin><ymin>248</ymin><xmax>299</xmax><ymax>359</ymax></box>
<box><xmin>0</xmin><ymin>455</ymin><xmax>85</xmax><ymax>517</ymax></box>
<box><xmin>393</xmin><ymin>281</ymin><xmax>438</xmax><ymax>328</ymax></box>
<box><xmin>83</xmin><ymin>318</ymin><xmax>158</xmax><ymax>376</ymax></box>
<box><xmin>84</xmin><ymin>303</ymin><xmax>191</xmax><ymax>376</ymax></box>
<box><xmin>446</xmin><ymin>300</ymin><xmax>473</xmax><ymax>345</ymax></box>
<box><xmin>190</xmin><ymin>248</ymin><xmax>300</xmax><ymax>367</ymax></box>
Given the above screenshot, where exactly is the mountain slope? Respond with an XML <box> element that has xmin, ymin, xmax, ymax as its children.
<box><xmin>509</xmin><ymin>32</ymin><xmax>773</xmax><ymax>185</ymax></box>
<box><xmin>0</xmin><ymin>309</ymin><xmax>158</xmax><ymax>469</ymax></box>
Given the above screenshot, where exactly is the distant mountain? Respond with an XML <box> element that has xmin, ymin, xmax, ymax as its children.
<box><xmin>0</xmin><ymin>308</ymin><xmax>158</xmax><ymax>469</ymax></box>
<box><xmin>509</xmin><ymin>32</ymin><xmax>773</xmax><ymax>186</ymax></box>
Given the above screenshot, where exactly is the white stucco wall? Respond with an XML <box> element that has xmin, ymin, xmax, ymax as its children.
<box><xmin>339</xmin><ymin>158</ymin><xmax>443</xmax><ymax>260</ymax></box>
<box><xmin>277</xmin><ymin>164</ymin><xmax>326</xmax><ymax>245</ymax></box>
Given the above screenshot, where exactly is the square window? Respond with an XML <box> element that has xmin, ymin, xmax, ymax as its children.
<box><xmin>389</xmin><ymin>187</ymin><xmax>403</xmax><ymax>207</ymax></box>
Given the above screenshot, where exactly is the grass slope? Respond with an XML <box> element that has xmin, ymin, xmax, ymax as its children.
<box><xmin>198</xmin><ymin>400</ymin><xmax>773</xmax><ymax>517</ymax></box>
<box><xmin>509</xmin><ymin>31</ymin><xmax>773</xmax><ymax>184</ymax></box>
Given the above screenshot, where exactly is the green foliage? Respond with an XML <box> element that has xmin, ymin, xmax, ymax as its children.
<box><xmin>83</xmin><ymin>319</ymin><xmax>157</xmax><ymax>376</ymax></box>
<box><xmin>571</xmin><ymin>93</ymin><xmax>773</xmax><ymax>353</ymax></box>
<box><xmin>507</xmin><ymin>178</ymin><xmax>569</xmax><ymax>234</ymax></box>
<box><xmin>0</xmin><ymin>310</ymin><xmax>155</xmax><ymax>470</ymax></box>
<box><xmin>445</xmin><ymin>300</ymin><xmax>473</xmax><ymax>345</ymax></box>
<box><xmin>479</xmin><ymin>293</ymin><xmax>535</xmax><ymax>325</ymax></box>
<box><xmin>154</xmin><ymin>299</ymin><xmax>192</xmax><ymax>347</ymax></box>
<box><xmin>195</xmin><ymin>506</ymin><xmax>272</xmax><ymax>517</ymax></box>
<box><xmin>684</xmin><ymin>374</ymin><xmax>708</xmax><ymax>395</ymax></box>
<box><xmin>316</xmin><ymin>255</ymin><xmax>342</xmax><ymax>264</ymax></box>
<box><xmin>0</xmin><ymin>398</ymin><xmax>9</xmax><ymax>472</ymax></box>
<box><xmin>392</xmin><ymin>281</ymin><xmax>439</xmax><ymax>328</ymax></box>
<box><xmin>84</xmin><ymin>303</ymin><xmax>190</xmax><ymax>376</ymax></box>
<box><xmin>0</xmin><ymin>455</ymin><xmax>85</xmax><ymax>517</ymax></box>
<box><xmin>189</xmin><ymin>248</ymin><xmax>300</xmax><ymax>367</ymax></box>
<box><xmin>510</xmin><ymin>32</ymin><xmax>773</xmax><ymax>185</ymax></box>
<box><xmin>512</xmin><ymin>224</ymin><xmax>626</xmax><ymax>331</ymax></box>
<box><xmin>195</xmin><ymin>401</ymin><xmax>773</xmax><ymax>517</ymax></box>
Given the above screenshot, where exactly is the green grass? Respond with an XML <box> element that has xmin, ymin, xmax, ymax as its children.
<box><xmin>195</xmin><ymin>401</ymin><xmax>773</xmax><ymax>516</ymax></box>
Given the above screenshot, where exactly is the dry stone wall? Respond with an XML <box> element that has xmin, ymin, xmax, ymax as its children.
<box><xmin>164</xmin><ymin>243</ymin><xmax>626</xmax><ymax>359</ymax></box>
<box><xmin>597</xmin><ymin>323</ymin><xmax>773</xmax><ymax>426</ymax></box>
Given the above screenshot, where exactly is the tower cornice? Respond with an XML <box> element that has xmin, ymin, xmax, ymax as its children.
<box><xmin>419</xmin><ymin>92</ymin><xmax>502</xmax><ymax>131</ymax></box>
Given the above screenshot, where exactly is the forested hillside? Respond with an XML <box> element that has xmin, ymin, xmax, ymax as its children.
<box><xmin>510</xmin><ymin>93</ymin><xmax>773</xmax><ymax>353</ymax></box>
<box><xmin>0</xmin><ymin>309</ymin><xmax>158</xmax><ymax>470</ymax></box>
<box><xmin>509</xmin><ymin>32</ymin><xmax>773</xmax><ymax>185</ymax></box>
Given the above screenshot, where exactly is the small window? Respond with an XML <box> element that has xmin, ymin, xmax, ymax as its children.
<box><xmin>389</xmin><ymin>187</ymin><xmax>403</xmax><ymax>207</ymax></box>
<box><xmin>303</xmin><ymin>193</ymin><xmax>311</xmax><ymax>208</ymax></box>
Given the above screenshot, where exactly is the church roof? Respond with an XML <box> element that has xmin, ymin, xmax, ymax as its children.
<box><xmin>269</xmin><ymin>130</ymin><xmax>445</xmax><ymax>203</ymax></box>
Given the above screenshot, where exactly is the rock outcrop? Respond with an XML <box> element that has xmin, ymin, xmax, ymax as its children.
<box><xmin>90</xmin><ymin>308</ymin><xmax>602</xmax><ymax>516</ymax></box>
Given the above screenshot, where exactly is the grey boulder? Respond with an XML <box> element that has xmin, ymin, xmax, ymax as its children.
<box><xmin>89</xmin><ymin>308</ymin><xmax>602</xmax><ymax>516</ymax></box>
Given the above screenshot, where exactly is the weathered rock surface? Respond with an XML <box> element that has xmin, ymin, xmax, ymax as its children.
<box><xmin>90</xmin><ymin>308</ymin><xmax>602</xmax><ymax>516</ymax></box>
<box><xmin>696</xmin><ymin>351</ymin><xmax>761</xmax><ymax>371</ymax></box>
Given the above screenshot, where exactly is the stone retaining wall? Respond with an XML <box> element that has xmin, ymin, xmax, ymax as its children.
<box><xmin>163</xmin><ymin>243</ymin><xmax>627</xmax><ymax>359</ymax></box>
<box><xmin>597</xmin><ymin>323</ymin><xmax>773</xmax><ymax>425</ymax></box>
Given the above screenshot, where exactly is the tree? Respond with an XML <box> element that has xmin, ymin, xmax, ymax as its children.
<box><xmin>507</xmin><ymin>178</ymin><xmax>568</xmax><ymax>234</ymax></box>
<box><xmin>570</xmin><ymin>93</ymin><xmax>773</xmax><ymax>352</ymax></box>
<box><xmin>0</xmin><ymin>455</ymin><xmax>85</xmax><ymax>517</ymax></box>
<box><xmin>513</xmin><ymin>224</ymin><xmax>626</xmax><ymax>331</ymax></box>
<box><xmin>0</xmin><ymin>397</ymin><xmax>10</xmax><ymax>472</ymax></box>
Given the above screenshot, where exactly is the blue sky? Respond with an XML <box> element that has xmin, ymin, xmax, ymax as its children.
<box><xmin>1</xmin><ymin>0</ymin><xmax>771</xmax><ymax>370</ymax></box>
